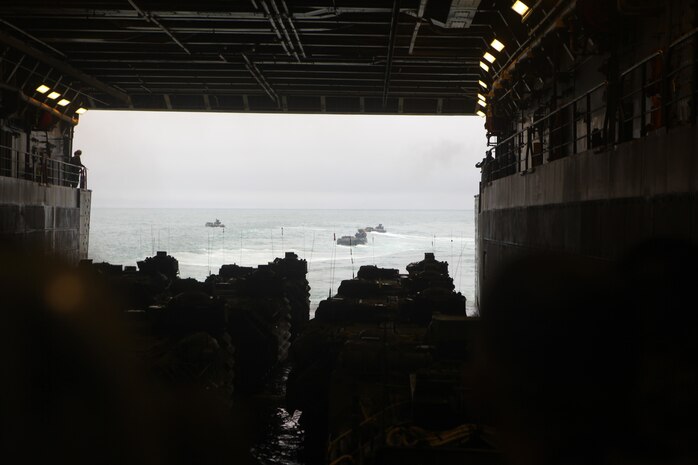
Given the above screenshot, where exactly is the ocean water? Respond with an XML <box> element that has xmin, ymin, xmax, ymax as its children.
<box><xmin>89</xmin><ymin>208</ymin><xmax>476</xmax><ymax>315</ymax></box>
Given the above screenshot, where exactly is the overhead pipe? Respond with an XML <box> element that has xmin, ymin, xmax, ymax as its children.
<box><xmin>269</xmin><ymin>0</ymin><xmax>300</xmax><ymax>62</ymax></box>
<box><xmin>260</xmin><ymin>0</ymin><xmax>292</xmax><ymax>58</ymax></box>
<box><xmin>281</xmin><ymin>0</ymin><xmax>307</xmax><ymax>58</ymax></box>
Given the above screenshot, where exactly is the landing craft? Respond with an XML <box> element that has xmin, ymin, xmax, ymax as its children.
<box><xmin>336</xmin><ymin>229</ymin><xmax>367</xmax><ymax>246</ymax></box>
<box><xmin>205</xmin><ymin>219</ymin><xmax>225</xmax><ymax>228</ymax></box>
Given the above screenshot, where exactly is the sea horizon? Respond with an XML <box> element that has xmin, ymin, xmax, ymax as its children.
<box><xmin>89</xmin><ymin>207</ymin><xmax>476</xmax><ymax>315</ymax></box>
<box><xmin>91</xmin><ymin>206</ymin><xmax>476</xmax><ymax>211</ymax></box>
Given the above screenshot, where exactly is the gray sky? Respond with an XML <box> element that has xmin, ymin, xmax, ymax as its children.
<box><xmin>74</xmin><ymin>111</ymin><xmax>486</xmax><ymax>209</ymax></box>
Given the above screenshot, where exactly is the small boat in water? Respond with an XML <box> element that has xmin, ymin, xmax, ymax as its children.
<box><xmin>364</xmin><ymin>224</ymin><xmax>386</xmax><ymax>233</ymax></box>
<box><xmin>337</xmin><ymin>229</ymin><xmax>367</xmax><ymax>246</ymax></box>
<box><xmin>205</xmin><ymin>219</ymin><xmax>225</xmax><ymax>228</ymax></box>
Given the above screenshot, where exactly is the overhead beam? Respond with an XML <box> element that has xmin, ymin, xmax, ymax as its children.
<box><xmin>0</xmin><ymin>18</ymin><xmax>67</xmax><ymax>58</ymax></box>
<box><xmin>126</xmin><ymin>0</ymin><xmax>192</xmax><ymax>55</ymax></box>
<box><xmin>241</xmin><ymin>53</ymin><xmax>279</xmax><ymax>105</ymax></box>
<box><xmin>0</xmin><ymin>29</ymin><xmax>130</xmax><ymax>104</ymax></box>
<box><xmin>382</xmin><ymin>0</ymin><xmax>401</xmax><ymax>106</ymax></box>
<box><xmin>0</xmin><ymin>1</ymin><xmax>490</xmax><ymax>115</ymax></box>
<box><xmin>408</xmin><ymin>0</ymin><xmax>428</xmax><ymax>55</ymax></box>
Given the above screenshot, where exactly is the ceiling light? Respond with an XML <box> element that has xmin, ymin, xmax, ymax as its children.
<box><xmin>491</xmin><ymin>39</ymin><xmax>505</xmax><ymax>52</ymax></box>
<box><xmin>477</xmin><ymin>99</ymin><xmax>487</xmax><ymax>108</ymax></box>
<box><xmin>476</xmin><ymin>110</ymin><xmax>486</xmax><ymax>117</ymax></box>
<box><xmin>480</xmin><ymin>61</ymin><xmax>490</xmax><ymax>72</ymax></box>
<box><xmin>478</xmin><ymin>93</ymin><xmax>486</xmax><ymax>101</ymax></box>
<box><xmin>484</xmin><ymin>52</ymin><xmax>496</xmax><ymax>63</ymax></box>
<box><xmin>36</xmin><ymin>84</ymin><xmax>50</xmax><ymax>94</ymax></box>
<box><xmin>512</xmin><ymin>1</ymin><xmax>530</xmax><ymax>16</ymax></box>
<box><xmin>479</xmin><ymin>80</ymin><xmax>488</xmax><ymax>89</ymax></box>
<box><xmin>75</xmin><ymin>108</ymin><xmax>87</xmax><ymax>114</ymax></box>
<box><xmin>57</xmin><ymin>99</ymin><xmax>70</xmax><ymax>106</ymax></box>
<box><xmin>47</xmin><ymin>91</ymin><xmax>60</xmax><ymax>99</ymax></box>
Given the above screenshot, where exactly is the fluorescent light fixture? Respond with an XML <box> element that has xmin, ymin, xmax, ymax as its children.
<box><xmin>484</xmin><ymin>52</ymin><xmax>497</xmax><ymax>63</ymax></box>
<box><xmin>477</xmin><ymin>99</ymin><xmax>487</xmax><ymax>108</ymax></box>
<box><xmin>36</xmin><ymin>84</ymin><xmax>50</xmax><ymax>94</ymax></box>
<box><xmin>57</xmin><ymin>99</ymin><xmax>70</xmax><ymax>106</ymax></box>
<box><xmin>480</xmin><ymin>61</ymin><xmax>490</xmax><ymax>72</ymax></box>
<box><xmin>512</xmin><ymin>1</ymin><xmax>530</xmax><ymax>16</ymax></box>
<box><xmin>479</xmin><ymin>80</ymin><xmax>488</xmax><ymax>89</ymax></box>
<box><xmin>491</xmin><ymin>39</ymin><xmax>505</xmax><ymax>52</ymax></box>
<box><xmin>478</xmin><ymin>93</ymin><xmax>486</xmax><ymax>101</ymax></box>
<box><xmin>75</xmin><ymin>108</ymin><xmax>87</xmax><ymax>114</ymax></box>
<box><xmin>47</xmin><ymin>91</ymin><xmax>60</xmax><ymax>99</ymax></box>
<box><xmin>476</xmin><ymin>110</ymin><xmax>486</xmax><ymax>117</ymax></box>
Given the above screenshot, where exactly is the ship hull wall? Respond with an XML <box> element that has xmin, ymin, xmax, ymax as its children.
<box><xmin>477</xmin><ymin>125</ymin><xmax>697</xmax><ymax>309</ymax></box>
<box><xmin>0</xmin><ymin>176</ymin><xmax>90</xmax><ymax>263</ymax></box>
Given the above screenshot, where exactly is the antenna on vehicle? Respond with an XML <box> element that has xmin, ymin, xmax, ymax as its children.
<box><xmin>350</xmin><ymin>247</ymin><xmax>355</xmax><ymax>279</ymax></box>
<box><xmin>372</xmin><ymin>236</ymin><xmax>375</xmax><ymax>265</ymax></box>
<box><xmin>450</xmin><ymin>230</ymin><xmax>453</xmax><ymax>270</ymax></box>
<box><xmin>454</xmin><ymin>233</ymin><xmax>467</xmax><ymax>291</ymax></box>
<box><xmin>207</xmin><ymin>231</ymin><xmax>211</xmax><ymax>276</ymax></box>
<box><xmin>308</xmin><ymin>231</ymin><xmax>316</xmax><ymax>266</ymax></box>
<box><xmin>330</xmin><ymin>231</ymin><xmax>337</xmax><ymax>298</ymax></box>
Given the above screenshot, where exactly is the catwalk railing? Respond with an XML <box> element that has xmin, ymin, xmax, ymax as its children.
<box><xmin>0</xmin><ymin>144</ymin><xmax>87</xmax><ymax>189</ymax></box>
<box><xmin>482</xmin><ymin>28</ymin><xmax>698</xmax><ymax>183</ymax></box>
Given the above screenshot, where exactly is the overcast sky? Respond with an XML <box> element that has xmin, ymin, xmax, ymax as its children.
<box><xmin>73</xmin><ymin>111</ymin><xmax>486</xmax><ymax>209</ymax></box>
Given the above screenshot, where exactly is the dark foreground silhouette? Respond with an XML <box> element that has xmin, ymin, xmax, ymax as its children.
<box><xmin>0</xmin><ymin>248</ymin><xmax>249</xmax><ymax>465</ymax></box>
<box><xmin>1</xmin><ymin>239</ymin><xmax>696</xmax><ymax>465</ymax></box>
<box><xmin>479</xmin><ymin>239</ymin><xmax>698</xmax><ymax>465</ymax></box>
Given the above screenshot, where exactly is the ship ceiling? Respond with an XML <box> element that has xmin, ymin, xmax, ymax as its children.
<box><xmin>0</xmin><ymin>0</ymin><xmax>545</xmax><ymax>115</ymax></box>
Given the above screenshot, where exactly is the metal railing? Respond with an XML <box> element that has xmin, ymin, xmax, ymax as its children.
<box><xmin>482</xmin><ymin>29</ymin><xmax>698</xmax><ymax>183</ymax></box>
<box><xmin>0</xmin><ymin>144</ymin><xmax>87</xmax><ymax>189</ymax></box>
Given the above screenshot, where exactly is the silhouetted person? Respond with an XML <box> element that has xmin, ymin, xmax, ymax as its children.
<box><xmin>69</xmin><ymin>149</ymin><xmax>84</xmax><ymax>188</ymax></box>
